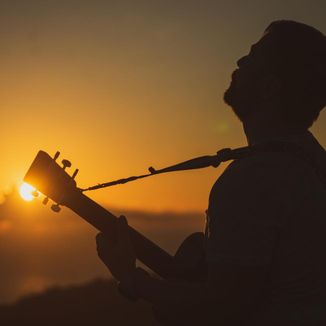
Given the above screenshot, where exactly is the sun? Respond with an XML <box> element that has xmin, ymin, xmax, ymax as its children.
<box><xmin>20</xmin><ymin>183</ymin><xmax>36</xmax><ymax>201</ymax></box>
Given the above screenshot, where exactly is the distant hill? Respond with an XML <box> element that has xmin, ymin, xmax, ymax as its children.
<box><xmin>0</xmin><ymin>279</ymin><xmax>156</xmax><ymax>325</ymax></box>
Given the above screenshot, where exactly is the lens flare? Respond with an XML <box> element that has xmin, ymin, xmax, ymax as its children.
<box><xmin>20</xmin><ymin>183</ymin><xmax>36</xmax><ymax>201</ymax></box>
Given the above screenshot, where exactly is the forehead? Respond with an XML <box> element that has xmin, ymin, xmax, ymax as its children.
<box><xmin>250</xmin><ymin>31</ymin><xmax>272</xmax><ymax>53</ymax></box>
<box><xmin>247</xmin><ymin>31</ymin><xmax>277</xmax><ymax>62</ymax></box>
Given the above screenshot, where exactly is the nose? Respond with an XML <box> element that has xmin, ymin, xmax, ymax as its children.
<box><xmin>237</xmin><ymin>55</ymin><xmax>248</xmax><ymax>68</ymax></box>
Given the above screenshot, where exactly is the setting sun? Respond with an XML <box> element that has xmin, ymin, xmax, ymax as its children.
<box><xmin>20</xmin><ymin>183</ymin><xmax>36</xmax><ymax>202</ymax></box>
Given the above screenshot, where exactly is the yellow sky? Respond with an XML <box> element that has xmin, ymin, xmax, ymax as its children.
<box><xmin>0</xmin><ymin>1</ymin><xmax>325</xmax><ymax>212</ymax></box>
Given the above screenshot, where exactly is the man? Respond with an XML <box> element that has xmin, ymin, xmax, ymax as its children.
<box><xmin>96</xmin><ymin>20</ymin><xmax>326</xmax><ymax>325</ymax></box>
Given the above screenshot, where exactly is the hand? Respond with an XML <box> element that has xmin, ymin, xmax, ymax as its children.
<box><xmin>96</xmin><ymin>215</ymin><xmax>136</xmax><ymax>283</ymax></box>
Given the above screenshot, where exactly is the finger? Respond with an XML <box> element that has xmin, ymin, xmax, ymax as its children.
<box><xmin>96</xmin><ymin>232</ymin><xmax>107</xmax><ymax>248</ymax></box>
<box><xmin>96</xmin><ymin>233</ymin><xmax>115</xmax><ymax>260</ymax></box>
<box><xmin>119</xmin><ymin>215</ymin><xmax>128</xmax><ymax>226</ymax></box>
<box><xmin>96</xmin><ymin>233</ymin><xmax>106</xmax><ymax>256</ymax></box>
<box><xmin>117</xmin><ymin>216</ymin><xmax>133</xmax><ymax>249</ymax></box>
<box><xmin>117</xmin><ymin>215</ymin><xmax>129</xmax><ymax>237</ymax></box>
<box><xmin>96</xmin><ymin>232</ymin><xmax>111</xmax><ymax>248</ymax></box>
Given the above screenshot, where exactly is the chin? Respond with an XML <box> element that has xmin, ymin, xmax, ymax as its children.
<box><xmin>223</xmin><ymin>86</ymin><xmax>248</xmax><ymax>122</ymax></box>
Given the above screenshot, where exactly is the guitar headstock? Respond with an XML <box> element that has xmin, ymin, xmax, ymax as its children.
<box><xmin>24</xmin><ymin>151</ymin><xmax>79</xmax><ymax>211</ymax></box>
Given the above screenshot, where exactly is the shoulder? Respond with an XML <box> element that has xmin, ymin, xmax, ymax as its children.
<box><xmin>208</xmin><ymin>152</ymin><xmax>309</xmax><ymax>221</ymax></box>
<box><xmin>205</xmin><ymin>153</ymin><xmax>295</xmax><ymax>264</ymax></box>
<box><xmin>213</xmin><ymin>151</ymin><xmax>301</xmax><ymax>194</ymax></box>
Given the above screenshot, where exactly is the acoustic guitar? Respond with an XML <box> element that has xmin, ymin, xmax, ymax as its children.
<box><xmin>24</xmin><ymin>150</ymin><xmax>206</xmax><ymax>281</ymax></box>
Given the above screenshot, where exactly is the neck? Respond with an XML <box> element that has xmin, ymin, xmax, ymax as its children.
<box><xmin>243</xmin><ymin>112</ymin><xmax>306</xmax><ymax>146</ymax></box>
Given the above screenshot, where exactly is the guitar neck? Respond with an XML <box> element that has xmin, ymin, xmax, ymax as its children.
<box><xmin>64</xmin><ymin>191</ymin><xmax>183</xmax><ymax>279</ymax></box>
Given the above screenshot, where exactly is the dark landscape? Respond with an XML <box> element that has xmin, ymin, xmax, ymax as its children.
<box><xmin>0</xmin><ymin>279</ymin><xmax>155</xmax><ymax>325</ymax></box>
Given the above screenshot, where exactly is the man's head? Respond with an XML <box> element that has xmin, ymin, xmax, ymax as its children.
<box><xmin>224</xmin><ymin>20</ymin><xmax>326</xmax><ymax>130</ymax></box>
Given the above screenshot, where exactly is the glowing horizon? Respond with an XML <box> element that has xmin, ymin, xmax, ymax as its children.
<box><xmin>0</xmin><ymin>1</ymin><xmax>325</xmax><ymax>212</ymax></box>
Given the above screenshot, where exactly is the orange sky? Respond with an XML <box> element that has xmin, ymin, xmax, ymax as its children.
<box><xmin>0</xmin><ymin>1</ymin><xmax>325</xmax><ymax>212</ymax></box>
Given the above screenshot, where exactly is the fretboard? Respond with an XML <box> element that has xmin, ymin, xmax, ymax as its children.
<box><xmin>64</xmin><ymin>191</ymin><xmax>184</xmax><ymax>279</ymax></box>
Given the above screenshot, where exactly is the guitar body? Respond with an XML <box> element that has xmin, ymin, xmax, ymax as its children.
<box><xmin>173</xmin><ymin>232</ymin><xmax>207</xmax><ymax>282</ymax></box>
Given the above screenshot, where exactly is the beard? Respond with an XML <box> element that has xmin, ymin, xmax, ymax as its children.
<box><xmin>223</xmin><ymin>80</ymin><xmax>256</xmax><ymax>122</ymax></box>
<box><xmin>223</xmin><ymin>82</ymin><xmax>235</xmax><ymax>107</ymax></box>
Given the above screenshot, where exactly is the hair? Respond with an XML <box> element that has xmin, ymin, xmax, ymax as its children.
<box><xmin>263</xmin><ymin>20</ymin><xmax>326</xmax><ymax>129</ymax></box>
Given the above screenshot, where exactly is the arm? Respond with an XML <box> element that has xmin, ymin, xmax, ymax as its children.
<box><xmin>96</xmin><ymin>217</ymin><xmax>272</xmax><ymax>324</ymax></box>
<box><xmin>131</xmin><ymin>261</ymin><xmax>269</xmax><ymax>307</ymax></box>
<box><xmin>96</xmin><ymin>159</ymin><xmax>282</xmax><ymax>322</ymax></box>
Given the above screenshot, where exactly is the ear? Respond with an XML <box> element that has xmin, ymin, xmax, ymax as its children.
<box><xmin>259</xmin><ymin>74</ymin><xmax>281</xmax><ymax>100</ymax></box>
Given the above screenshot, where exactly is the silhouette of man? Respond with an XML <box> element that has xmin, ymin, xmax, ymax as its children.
<box><xmin>96</xmin><ymin>20</ymin><xmax>326</xmax><ymax>325</ymax></box>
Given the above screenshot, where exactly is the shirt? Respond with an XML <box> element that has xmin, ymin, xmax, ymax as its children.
<box><xmin>205</xmin><ymin>131</ymin><xmax>326</xmax><ymax>325</ymax></box>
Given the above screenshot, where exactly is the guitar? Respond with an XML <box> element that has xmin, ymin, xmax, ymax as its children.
<box><xmin>24</xmin><ymin>150</ymin><xmax>206</xmax><ymax>281</ymax></box>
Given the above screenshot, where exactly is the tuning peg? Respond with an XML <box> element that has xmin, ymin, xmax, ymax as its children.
<box><xmin>53</xmin><ymin>151</ymin><xmax>60</xmax><ymax>161</ymax></box>
<box><xmin>51</xmin><ymin>204</ymin><xmax>61</xmax><ymax>213</ymax></box>
<box><xmin>62</xmin><ymin>159</ymin><xmax>72</xmax><ymax>170</ymax></box>
<box><xmin>32</xmin><ymin>190</ymin><xmax>39</xmax><ymax>197</ymax></box>
<box><xmin>72</xmin><ymin>168</ymin><xmax>79</xmax><ymax>179</ymax></box>
<box><xmin>42</xmin><ymin>197</ymin><xmax>49</xmax><ymax>205</ymax></box>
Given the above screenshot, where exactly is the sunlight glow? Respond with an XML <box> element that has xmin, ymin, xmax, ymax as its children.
<box><xmin>20</xmin><ymin>183</ymin><xmax>36</xmax><ymax>201</ymax></box>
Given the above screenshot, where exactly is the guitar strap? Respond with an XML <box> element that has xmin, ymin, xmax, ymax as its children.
<box><xmin>81</xmin><ymin>141</ymin><xmax>326</xmax><ymax>192</ymax></box>
<box><xmin>235</xmin><ymin>141</ymin><xmax>326</xmax><ymax>187</ymax></box>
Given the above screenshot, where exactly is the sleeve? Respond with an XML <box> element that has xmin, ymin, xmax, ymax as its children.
<box><xmin>205</xmin><ymin>158</ymin><xmax>284</xmax><ymax>266</ymax></box>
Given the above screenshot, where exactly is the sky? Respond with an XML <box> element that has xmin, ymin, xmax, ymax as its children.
<box><xmin>0</xmin><ymin>0</ymin><xmax>325</xmax><ymax>212</ymax></box>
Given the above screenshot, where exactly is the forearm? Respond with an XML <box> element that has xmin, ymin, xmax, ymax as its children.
<box><xmin>132</xmin><ymin>267</ymin><xmax>208</xmax><ymax>306</ymax></box>
<box><xmin>130</xmin><ymin>268</ymin><xmax>248</xmax><ymax>325</ymax></box>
